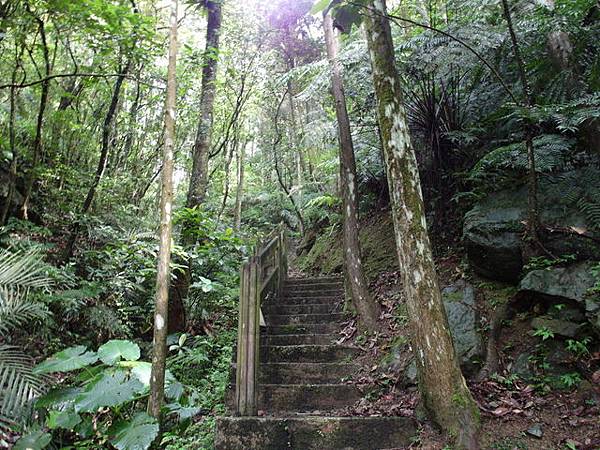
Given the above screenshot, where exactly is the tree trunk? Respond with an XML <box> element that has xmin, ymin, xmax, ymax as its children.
<box><xmin>63</xmin><ymin>60</ymin><xmax>130</xmax><ymax>261</ymax></box>
<box><xmin>501</xmin><ymin>0</ymin><xmax>539</xmax><ymax>260</ymax></box>
<box><xmin>186</xmin><ymin>0</ymin><xmax>222</xmax><ymax>208</ymax></box>
<box><xmin>20</xmin><ymin>15</ymin><xmax>50</xmax><ymax>220</ymax></box>
<box><xmin>323</xmin><ymin>13</ymin><xmax>380</xmax><ymax>330</ymax></box>
<box><xmin>1</xmin><ymin>78</ymin><xmax>18</xmax><ymax>225</ymax></box>
<box><xmin>234</xmin><ymin>140</ymin><xmax>246</xmax><ymax>232</ymax></box>
<box><xmin>148</xmin><ymin>0</ymin><xmax>177</xmax><ymax>420</ymax></box>
<box><xmin>363</xmin><ymin>1</ymin><xmax>480</xmax><ymax>447</ymax></box>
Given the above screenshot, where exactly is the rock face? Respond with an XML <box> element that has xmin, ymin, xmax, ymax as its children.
<box><xmin>519</xmin><ymin>262</ymin><xmax>600</xmax><ymax>333</ymax></box>
<box><xmin>463</xmin><ymin>170</ymin><xmax>600</xmax><ymax>282</ymax></box>
<box><xmin>442</xmin><ymin>280</ymin><xmax>483</xmax><ymax>374</ymax></box>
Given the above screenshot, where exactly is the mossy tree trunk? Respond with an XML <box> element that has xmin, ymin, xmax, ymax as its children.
<box><xmin>148</xmin><ymin>0</ymin><xmax>177</xmax><ymax>419</ymax></box>
<box><xmin>186</xmin><ymin>0</ymin><xmax>222</xmax><ymax>208</ymax></box>
<box><xmin>363</xmin><ymin>0</ymin><xmax>480</xmax><ymax>447</ymax></box>
<box><xmin>323</xmin><ymin>13</ymin><xmax>380</xmax><ymax>330</ymax></box>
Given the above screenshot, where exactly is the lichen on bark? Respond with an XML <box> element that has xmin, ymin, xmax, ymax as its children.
<box><xmin>363</xmin><ymin>0</ymin><xmax>480</xmax><ymax>447</ymax></box>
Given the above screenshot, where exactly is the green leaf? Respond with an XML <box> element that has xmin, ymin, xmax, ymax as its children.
<box><xmin>310</xmin><ymin>0</ymin><xmax>331</xmax><ymax>14</ymax></box>
<box><xmin>14</xmin><ymin>430</ymin><xmax>51</xmax><ymax>450</ymax></box>
<box><xmin>119</xmin><ymin>361</ymin><xmax>177</xmax><ymax>389</ymax></box>
<box><xmin>34</xmin><ymin>346</ymin><xmax>98</xmax><ymax>374</ymax></box>
<box><xmin>46</xmin><ymin>409</ymin><xmax>81</xmax><ymax>430</ymax></box>
<box><xmin>98</xmin><ymin>340</ymin><xmax>141</xmax><ymax>365</ymax></box>
<box><xmin>36</xmin><ymin>387</ymin><xmax>82</xmax><ymax>409</ymax></box>
<box><xmin>110</xmin><ymin>412</ymin><xmax>159</xmax><ymax>450</ymax></box>
<box><xmin>74</xmin><ymin>371</ymin><xmax>144</xmax><ymax>412</ymax></box>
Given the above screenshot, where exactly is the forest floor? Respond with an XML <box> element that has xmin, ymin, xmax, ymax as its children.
<box><xmin>320</xmin><ymin>267</ymin><xmax>600</xmax><ymax>450</ymax></box>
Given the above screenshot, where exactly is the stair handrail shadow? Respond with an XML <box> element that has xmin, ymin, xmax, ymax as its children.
<box><xmin>235</xmin><ymin>222</ymin><xmax>287</xmax><ymax>416</ymax></box>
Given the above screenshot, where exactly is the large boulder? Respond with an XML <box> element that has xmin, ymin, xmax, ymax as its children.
<box><xmin>519</xmin><ymin>261</ymin><xmax>600</xmax><ymax>333</ymax></box>
<box><xmin>463</xmin><ymin>169</ymin><xmax>600</xmax><ymax>282</ymax></box>
<box><xmin>442</xmin><ymin>280</ymin><xmax>483</xmax><ymax>375</ymax></box>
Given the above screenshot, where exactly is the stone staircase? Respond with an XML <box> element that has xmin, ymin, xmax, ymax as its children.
<box><xmin>215</xmin><ymin>276</ymin><xmax>416</xmax><ymax>450</ymax></box>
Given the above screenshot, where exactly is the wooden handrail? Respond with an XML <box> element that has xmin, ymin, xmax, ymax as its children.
<box><xmin>235</xmin><ymin>222</ymin><xmax>287</xmax><ymax>416</ymax></box>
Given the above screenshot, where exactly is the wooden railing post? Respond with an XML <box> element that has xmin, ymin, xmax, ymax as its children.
<box><xmin>235</xmin><ymin>257</ymin><xmax>259</xmax><ymax>416</ymax></box>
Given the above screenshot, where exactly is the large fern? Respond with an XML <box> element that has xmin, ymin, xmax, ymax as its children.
<box><xmin>0</xmin><ymin>250</ymin><xmax>52</xmax><ymax>427</ymax></box>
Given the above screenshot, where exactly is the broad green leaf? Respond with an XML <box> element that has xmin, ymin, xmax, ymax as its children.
<box><xmin>36</xmin><ymin>387</ymin><xmax>82</xmax><ymax>409</ymax></box>
<box><xmin>110</xmin><ymin>412</ymin><xmax>159</xmax><ymax>450</ymax></box>
<box><xmin>74</xmin><ymin>371</ymin><xmax>144</xmax><ymax>412</ymax></box>
<box><xmin>98</xmin><ymin>340</ymin><xmax>141</xmax><ymax>365</ymax></box>
<box><xmin>165</xmin><ymin>403</ymin><xmax>201</xmax><ymax>421</ymax></box>
<box><xmin>120</xmin><ymin>361</ymin><xmax>177</xmax><ymax>389</ymax></box>
<box><xmin>311</xmin><ymin>0</ymin><xmax>332</xmax><ymax>14</ymax></box>
<box><xmin>14</xmin><ymin>430</ymin><xmax>51</xmax><ymax>450</ymax></box>
<box><xmin>46</xmin><ymin>409</ymin><xmax>81</xmax><ymax>430</ymax></box>
<box><xmin>34</xmin><ymin>346</ymin><xmax>98</xmax><ymax>374</ymax></box>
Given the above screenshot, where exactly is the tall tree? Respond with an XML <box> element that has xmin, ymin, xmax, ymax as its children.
<box><xmin>501</xmin><ymin>0</ymin><xmax>539</xmax><ymax>260</ymax></box>
<box><xmin>323</xmin><ymin>12</ymin><xmax>379</xmax><ymax>330</ymax></box>
<box><xmin>63</xmin><ymin>59</ymin><xmax>130</xmax><ymax>260</ymax></box>
<box><xmin>186</xmin><ymin>0</ymin><xmax>222</xmax><ymax>207</ymax></box>
<box><xmin>148</xmin><ymin>0</ymin><xmax>178</xmax><ymax>419</ymax></box>
<box><xmin>362</xmin><ymin>0</ymin><xmax>480</xmax><ymax>447</ymax></box>
<box><xmin>20</xmin><ymin>9</ymin><xmax>50</xmax><ymax>220</ymax></box>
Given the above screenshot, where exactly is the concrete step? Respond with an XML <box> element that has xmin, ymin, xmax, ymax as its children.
<box><xmin>268</xmin><ymin>313</ymin><xmax>346</xmax><ymax>326</ymax></box>
<box><xmin>263</xmin><ymin>334</ymin><xmax>338</xmax><ymax>346</ymax></box>
<box><xmin>262</xmin><ymin>345</ymin><xmax>361</xmax><ymax>363</ymax></box>
<box><xmin>283</xmin><ymin>289</ymin><xmax>343</xmax><ymax>298</ymax></box>
<box><xmin>259</xmin><ymin>383</ymin><xmax>362</xmax><ymax>413</ymax></box>
<box><xmin>272</xmin><ymin>295</ymin><xmax>340</xmax><ymax>305</ymax></box>
<box><xmin>263</xmin><ymin>303</ymin><xmax>340</xmax><ymax>315</ymax></box>
<box><xmin>285</xmin><ymin>277</ymin><xmax>342</xmax><ymax>285</ymax></box>
<box><xmin>266</xmin><ymin>323</ymin><xmax>340</xmax><ymax>335</ymax></box>
<box><xmin>215</xmin><ymin>416</ymin><xmax>417</xmax><ymax>450</ymax></box>
<box><xmin>284</xmin><ymin>283</ymin><xmax>344</xmax><ymax>293</ymax></box>
<box><xmin>259</xmin><ymin>362</ymin><xmax>360</xmax><ymax>384</ymax></box>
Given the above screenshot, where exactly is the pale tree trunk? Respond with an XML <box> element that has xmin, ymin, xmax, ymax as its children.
<box><xmin>323</xmin><ymin>13</ymin><xmax>380</xmax><ymax>330</ymax></box>
<box><xmin>234</xmin><ymin>140</ymin><xmax>246</xmax><ymax>231</ymax></box>
<box><xmin>363</xmin><ymin>1</ymin><xmax>480</xmax><ymax>448</ymax></box>
<box><xmin>186</xmin><ymin>0</ymin><xmax>222</xmax><ymax>207</ymax></box>
<box><xmin>148</xmin><ymin>0</ymin><xmax>177</xmax><ymax>419</ymax></box>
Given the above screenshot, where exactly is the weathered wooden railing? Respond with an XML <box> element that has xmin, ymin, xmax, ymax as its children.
<box><xmin>235</xmin><ymin>223</ymin><xmax>287</xmax><ymax>415</ymax></box>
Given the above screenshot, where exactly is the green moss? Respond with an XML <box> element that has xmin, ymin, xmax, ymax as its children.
<box><xmin>296</xmin><ymin>214</ymin><xmax>399</xmax><ymax>281</ymax></box>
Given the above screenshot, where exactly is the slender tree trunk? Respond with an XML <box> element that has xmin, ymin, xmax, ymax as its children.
<box><xmin>1</xmin><ymin>81</ymin><xmax>18</xmax><ymax>225</ymax></box>
<box><xmin>20</xmin><ymin>15</ymin><xmax>50</xmax><ymax>220</ymax></box>
<box><xmin>63</xmin><ymin>60</ymin><xmax>130</xmax><ymax>260</ymax></box>
<box><xmin>364</xmin><ymin>1</ymin><xmax>480</xmax><ymax>448</ymax></box>
<box><xmin>186</xmin><ymin>0</ymin><xmax>222</xmax><ymax>207</ymax></box>
<box><xmin>323</xmin><ymin>13</ymin><xmax>380</xmax><ymax>330</ymax></box>
<box><xmin>287</xmin><ymin>78</ymin><xmax>304</xmax><ymax>220</ymax></box>
<box><xmin>234</xmin><ymin>140</ymin><xmax>246</xmax><ymax>232</ymax></box>
<box><xmin>218</xmin><ymin>124</ymin><xmax>239</xmax><ymax>220</ymax></box>
<box><xmin>148</xmin><ymin>0</ymin><xmax>177</xmax><ymax>420</ymax></box>
<box><xmin>501</xmin><ymin>0</ymin><xmax>539</xmax><ymax>260</ymax></box>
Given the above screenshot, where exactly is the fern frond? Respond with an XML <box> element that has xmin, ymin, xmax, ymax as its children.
<box><xmin>0</xmin><ymin>249</ymin><xmax>52</xmax><ymax>291</ymax></box>
<box><xmin>0</xmin><ymin>293</ymin><xmax>49</xmax><ymax>336</ymax></box>
<box><xmin>0</xmin><ymin>345</ymin><xmax>48</xmax><ymax>427</ymax></box>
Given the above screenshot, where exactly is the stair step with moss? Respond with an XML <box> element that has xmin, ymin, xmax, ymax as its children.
<box><xmin>263</xmin><ymin>303</ymin><xmax>340</xmax><ymax>315</ymax></box>
<box><xmin>262</xmin><ymin>344</ymin><xmax>361</xmax><ymax>363</ymax></box>
<box><xmin>266</xmin><ymin>323</ymin><xmax>340</xmax><ymax>335</ymax></box>
<box><xmin>268</xmin><ymin>313</ymin><xmax>346</xmax><ymax>326</ymax></box>
<box><xmin>259</xmin><ymin>362</ymin><xmax>360</xmax><ymax>384</ymax></box>
<box><xmin>263</xmin><ymin>333</ymin><xmax>338</xmax><ymax>346</ymax></box>
<box><xmin>258</xmin><ymin>383</ymin><xmax>363</xmax><ymax>413</ymax></box>
<box><xmin>214</xmin><ymin>416</ymin><xmax>417</xmax><ymax>450</ymax></box>
<box><xmin>285</xmin><ymin>277</ymin><xmax>343</xmax><ymax>285</ymax></box>
<box><xmin>272</xmin><ymin>295</ymin><xmax>341</xmax><ymax>305</ymax></box>
<box><xmin>283</xmin><ymin>289</ymin><xmax>343</xmax><ymax>298</ymax></box>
